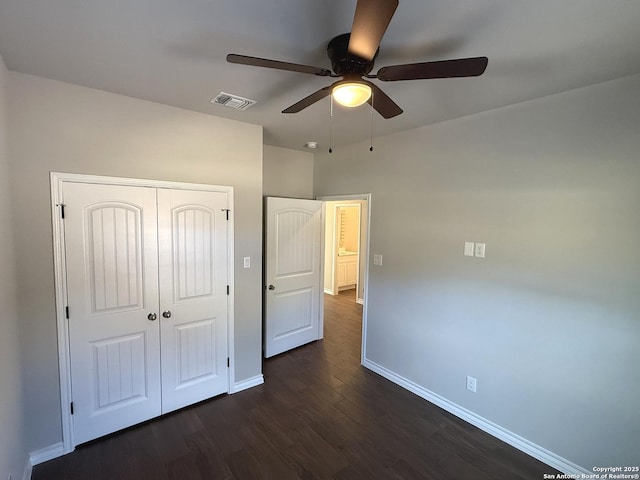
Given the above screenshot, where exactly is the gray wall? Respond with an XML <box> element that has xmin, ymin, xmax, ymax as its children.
<box><xmin>314</xmin><ymin>74</ymin><xmax>640</xmax><ymax>469</ymax></box>
<box><xmin>0</xmin><ymin>54</ymin><xmax>27</xmax><ymax>480</ymax></box>
<box><xmin>8</xmin><ymin>73</ymin><xmax>264</xmax><ymax>453</ymax></box>
<box><xmin>263</xmin><ymin>145</ymin><xmax>313</xmax><ymax>198</ymax></box>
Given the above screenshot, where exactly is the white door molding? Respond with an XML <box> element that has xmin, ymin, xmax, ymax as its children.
<box><xmin>51</xmin><ymin>172</ymin><xmax>235</xmax><ymax>453</ymax></box>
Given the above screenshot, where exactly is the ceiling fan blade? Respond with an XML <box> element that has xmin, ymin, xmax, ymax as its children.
<box><xmin>282</xmin><ymin>86</ymin><xmax>333</xmax><ymax>114</ymax></box>
<box><xmin>363</xmin><ymin>81</ymin><xmax>403</xmax><ymax>118</ymax></box>
<box><xmin>227</xmin><ymin>54</ymin><xmax>332</xmax><ymax>77</ymax></box>
<box><xmin>348</xmin><ymin>0</ymin><xmax>399</xmax><ymax>61</ymax></box>
<box><xmin>376</xmin><ymin>56</ymin><xmax>488</xmax><ymax>81</ymax></box>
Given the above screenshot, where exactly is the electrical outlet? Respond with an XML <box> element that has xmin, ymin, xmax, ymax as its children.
<box><xmin>474</xmin><ymin>242</ymin><xmax>486</xmax><ymax>258</ymax></box>
<box><xmin>466</xmin><ymin>375</ymin><xmax>477</xmax><ymax>393</ymax></box>
<box><xmin>243</xmin><ymin>256</ymin><xmax>250</xmax><ymax>268</ymax></box>
<box><xmin>373</xmin><ymin>254</ymin><xmax>383</xmax><ymax>266</ymax></box>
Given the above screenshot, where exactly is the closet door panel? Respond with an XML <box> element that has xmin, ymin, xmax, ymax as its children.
<box><xmin>64</xmin><ymin>183</ymin><xmax>161</xmax><ymax>445</ymax></box>
<box><xmin>157</xmin><ymin>189</ymin><xmax>229</xmax><ymax>413</ymax></box>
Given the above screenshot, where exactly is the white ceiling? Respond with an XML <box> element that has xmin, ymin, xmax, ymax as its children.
<box><xmin>1</xmin><ymin>0</ymin><xmax>639</xmax><ymax>151</ymax></box>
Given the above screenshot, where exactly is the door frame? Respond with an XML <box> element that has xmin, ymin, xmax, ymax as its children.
<box><xmin>51</xmin><ymin>172</ymin><xmax>235</xmax><ymax>453</ymax></box>
<box><xmin>316</xmin><ymin>193</ymin><xmax>371</xmax><ymax>365</ymax></box>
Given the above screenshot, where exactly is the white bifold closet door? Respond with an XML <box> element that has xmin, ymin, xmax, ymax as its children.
<box><xmin>64</xmin><ymin>182</ymin><xmax>228</xmax><ymax>445</ymax></box>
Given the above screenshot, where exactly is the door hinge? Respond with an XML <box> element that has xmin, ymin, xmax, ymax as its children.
<box><xmin>65</xmin><ymin>306</ymin><xmax>70</xmax><ymax>319</ymax></box>
<box><xmin>227</xmin><ymin>357</ymin><xmax>230</xmax><ymax>368</ymax></box>
<box><xmin>70</xmin><ymin>402</ymin><xmax>74</xmax><ymax>415</ymax></box>
<box><xmin>226</xmin><ymin>285</ymin><xmax>230</xmax><ymax>295</ymax></box>
<box><xmin>221</xmin><ymin>209</ymin><xmax>230</xmax><ymax>220</ymax></box>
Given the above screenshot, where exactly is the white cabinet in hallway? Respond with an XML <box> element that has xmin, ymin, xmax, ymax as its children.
<box><xmin>337</xmin><ymin>253</ymin><xmax>358</xmax><ymax>289</ymax></box>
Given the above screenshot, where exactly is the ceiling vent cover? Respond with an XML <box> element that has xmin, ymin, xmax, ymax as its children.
<box><xmin>211</xmin><ymin>92</ymin><xmax>257</xmax><ymax>110</ymax></box>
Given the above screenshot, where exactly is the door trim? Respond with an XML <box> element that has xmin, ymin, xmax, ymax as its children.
<box><xmin>51</xmin><ymin>172</ymin><xmax>235</xmax><ymax>453</ymax></box>
<box><xmin>316</xmin><ymin>193</ymin><xmax>371</xmax><ymax>367</ymax></box>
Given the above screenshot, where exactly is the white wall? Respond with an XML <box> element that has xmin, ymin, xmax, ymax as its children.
<box><xmin>8</xmin><ymin>73</ymin><xmax>264</xmax><ymax>454</ymax></box>
<box><xmin>314</xmin><ymin>74</ymin><xmax>640</xmax><ymax>470</ymax></box>
<box><xmin>263</xmin><ymin>145</ymin><xmax>313</xmax><ymax>198</ymax></box>
<box><xmin>0</xmin><ymin>55</ymin><xmax>27</xmax><ymax>480</ymax></box>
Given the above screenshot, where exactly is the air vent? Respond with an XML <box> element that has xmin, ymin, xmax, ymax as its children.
<box><xmin>210</xmin><ymin>92</ymin><xmax>257</xmax><ymax>111</ymax></box>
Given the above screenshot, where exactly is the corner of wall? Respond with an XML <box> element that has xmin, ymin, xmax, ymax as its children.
<box><xmin>0</xmin><ymin>53</ymin><xmax>30</xmax><ymax>480</ymax></box>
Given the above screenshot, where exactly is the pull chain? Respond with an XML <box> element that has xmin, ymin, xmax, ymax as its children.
<box><xmin>329</xmin><ymin>95</ymin><xmax>334</xmax><ymax>154</ymax></box>
<box><xmin>369</xmin><ymin>90</ymin><xmax>375</xmax><ymax>152</ymax></box>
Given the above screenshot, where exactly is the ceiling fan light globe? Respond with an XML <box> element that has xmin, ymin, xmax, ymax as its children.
<box><xmin>332</xmin><ymin>83</ymin><xmax>371</xmax><ymax>108</ymax></box>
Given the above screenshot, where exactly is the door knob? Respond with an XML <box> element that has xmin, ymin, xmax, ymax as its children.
<box><xmin>268</xmin><ymin>285</ymin><xmax>275</xmax><ymax>290</ymax></box>
<box><xmin>147</xmin><ymin>313</ymin><xmax>157</xmax><ymax>321</ymax></box>
<box><xmin>162</xmin><ymin>311</ymin><xmax>172</xmax><ymax>318</ymax></box>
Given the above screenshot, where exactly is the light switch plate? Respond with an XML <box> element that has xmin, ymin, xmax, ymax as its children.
<box><xmin>475</xmin><ymin>243</ymin><xmax>486</xmax><ymax>258</ymax></box>
<box><xmin>464</xmin><ymin>242</ymin><xmax>475</xmax><ymax>257</ymax></box>
<box><xmin>373</xmin><ymin>254</ymin><xmax>383</xmax><ymax>266</ymax></box>
<box><xmin>243</xmin><ymin>256</ymin><xmax>251</xmax><ymax>268</ymax></box>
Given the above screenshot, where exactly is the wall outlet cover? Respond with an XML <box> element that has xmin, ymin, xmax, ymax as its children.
<box><xmin>373</xmin><ymin>254</ymin><xmax>383</xmax><ymax>266</ymax></box>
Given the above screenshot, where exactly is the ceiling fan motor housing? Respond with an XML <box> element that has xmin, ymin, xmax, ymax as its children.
<box><xmin>327</xmin><ymin>33</ymin><xmax>377</xmax><ymax>75</ymax></box>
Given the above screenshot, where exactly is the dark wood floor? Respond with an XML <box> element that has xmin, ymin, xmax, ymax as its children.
<box><xmin>34</xmin><ymin>290</ymin><xmax>555</xmax><ymax>479</ymax></box>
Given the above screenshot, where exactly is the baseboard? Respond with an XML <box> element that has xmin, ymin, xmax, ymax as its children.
<box><xmin>230</xmin><ymin>374</ymin><xmax>264</xmax><ymax>393</ymax></box>
<box><xmin>356</xmin><ymin>297</ymin><xmax>364</xmax><ymax>305</ymax></box>
<box><xmin>24</xmin><ymin>442</ymin><xmax>65</xmax><ymax>479</ymax></box>
<box><xmin>29</xmin><ymin>442</ymin><xmax>65</xmax><ymax>466</ymax></box>
<box><xmin>337</xmin><ymin>285</ymin><xmax>356</xmax><ymax>292</ymax></box>
<box><xmin>324</xmin><ymin>288</ymin><xmax>336</xmax><ymax>295</ymax></box>
<box><xmin>362</xmin><ymin>358</ymin><xmax>590</xmax><ymax>476</ymax></box>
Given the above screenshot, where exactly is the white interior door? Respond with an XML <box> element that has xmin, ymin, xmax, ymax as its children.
<box><xmin>264</xmin><ymin>197</ymin><xmax>323</xmax><ymax>358</ymax></box>
<box><xmin>157</xmin><ymin>189</ymin><xmax>229</xmax><ymax>413</ymax></box>
<box><xmin>64</xmin><ymin>183</ymin><xmax>161</xmax><ymax>445</ymax></box>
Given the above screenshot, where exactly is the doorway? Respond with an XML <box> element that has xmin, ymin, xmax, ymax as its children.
<box><xmin>325</xmin><ymin>202</ymin><xmax>362</xmax><ymax>302</ymax></box>
<box><xmin>317</xmin><ymin>194</ymin><xmax>370</xmax><ymax>364</ymax></box>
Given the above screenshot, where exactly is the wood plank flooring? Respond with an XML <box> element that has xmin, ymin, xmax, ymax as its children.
<box><xmin>34</xmin><ymin>290</ymin><xmax>556</xmax><ymax>479</ymax></box>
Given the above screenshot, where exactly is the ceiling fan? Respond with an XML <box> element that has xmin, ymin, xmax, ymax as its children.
<box><xmin>227</xmin><ymin>0</ymin><xmax>488</xmax><ymax>119</ymax></box>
